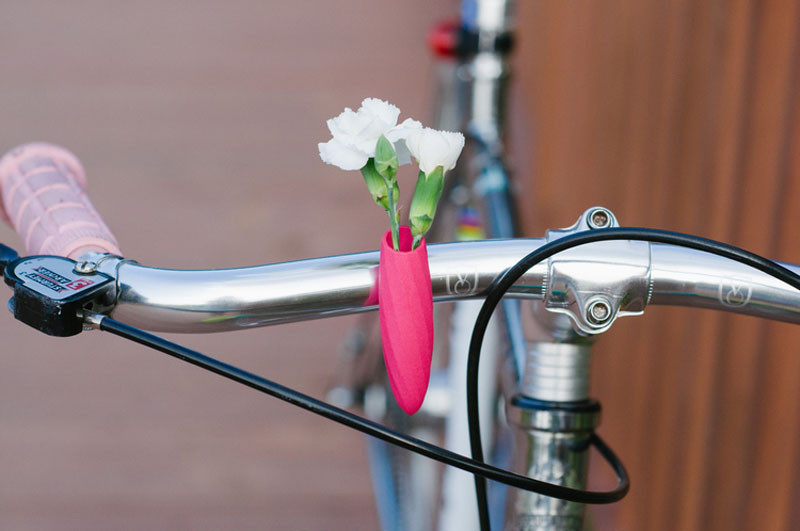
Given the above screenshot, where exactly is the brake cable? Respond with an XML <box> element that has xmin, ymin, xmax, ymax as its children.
<box><xmin>466</xmin><ymin>227</ymin><xmax>800</xmax><ymax>530</ymax></box>
<box><xmin>96</xmin><ymin>315</ymin><xmax>630</xmax><ymax>507</ymax></box>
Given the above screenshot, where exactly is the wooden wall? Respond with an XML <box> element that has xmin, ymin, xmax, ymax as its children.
<box><xmin>516</xmin><ymin>1</ymin><xmax>800</xmax><ymax>529</ymax></box>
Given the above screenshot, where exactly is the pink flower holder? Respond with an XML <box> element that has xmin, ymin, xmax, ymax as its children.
<box><xmin>379</xmin><ymin>226</ymin><xmax>434</xmax><ymax>415</ymax></box>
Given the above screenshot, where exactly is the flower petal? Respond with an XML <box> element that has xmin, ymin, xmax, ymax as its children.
<box><xmin>318</xmin><ymin>138</ymin><xmax>369</xmax><ymax>171</ymax></box>
<box><xmin>386</xmin><ymin>118</ymin><xmax>423</xmax><ymax>165</ymax></box>
<box><xmin>320</xmin><ymin>98</ymin><xmax>420</xmax><ymax>171</ymax></box>
<box><xmin>360</xmin><ymin>98</ymin><xmax>401</xmax><ymax>128</ymax></box>
<box><xmin>407</xmin><ymin>128</ymin><xmax>464</xmax><ymax>174</ymax></box>
<box><xmin>326</xmin><ymin>107</ymin><xmax>358</xmax><ymax>138</ymax></box>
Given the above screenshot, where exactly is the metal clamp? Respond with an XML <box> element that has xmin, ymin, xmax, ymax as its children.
<box><xmin>541</xmin><ymin>207</ymin><xmax>652</xmax><ymax>335</ymax></box>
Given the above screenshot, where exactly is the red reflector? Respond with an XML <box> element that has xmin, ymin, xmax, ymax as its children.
<box><xmin>428</xmin><ymin>20</ymin><xmax>459</xmax><ymax>59</ymax></box>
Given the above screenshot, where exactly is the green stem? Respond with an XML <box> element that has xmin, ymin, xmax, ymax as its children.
<box><xmin>384</xmin><ymin>177</ymin><xmax>400</xmax><ymax>250</ymax></box>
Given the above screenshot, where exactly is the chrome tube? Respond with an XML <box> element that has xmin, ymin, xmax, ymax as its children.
<box><xmin>649</xmin><ymin>244</ymin><xmax>800</xmax><ymax>324</ymax></box>
<box><xmin>459</xmin><ymin>0</ymin><xmax>514</xmax><ymax>145</ymax></box>
<box><xmin>109</xmin><ymin>239</ymin><xmax>548</xmax><ymax>333</ymax></box>
<box><xmin>505</xmin><ymin>399</ymin><xmax>599</xmax><ymax>531</ymax></box>
<box><xmin>102</xmin><ymin>239</ymin><xmax>800</xmax><ymax>334</ymax></box>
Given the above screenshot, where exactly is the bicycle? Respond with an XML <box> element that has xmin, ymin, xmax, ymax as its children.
<box><xmin>3</xmin><ymin>1</ymin><xmax>796</xmax><ymax>531</ymax></box>
<box><xmin>2</xmin><ymin>138</ymin><xmax>800</xmax><ymax>531</ymax></box>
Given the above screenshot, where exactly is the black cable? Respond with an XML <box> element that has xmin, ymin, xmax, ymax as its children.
<box><xmin>98</xmin><ymin>317</ymin><xmax>630</xmax><ymax>505</ymax></box>
<box><xmin>466</xmin><ymin>227</ymin><xmax>800</xmax><ymax>530</ymax></box>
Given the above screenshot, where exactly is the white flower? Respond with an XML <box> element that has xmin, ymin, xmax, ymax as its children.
<box><xmin>406</xmin><ymin>127</ymin><xmax>465</xmax><ymax>175</ymax></box>
<box><xmin>318</xmin><ymin>98</ymin><xmax>422</xmax><ymax>171</ymax></box>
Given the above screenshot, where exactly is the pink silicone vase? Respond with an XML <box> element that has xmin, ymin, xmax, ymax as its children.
<box><xmin>379</xmin><ymin>226</ymin><xmax>434</xmax><ymax>415</ymax></box>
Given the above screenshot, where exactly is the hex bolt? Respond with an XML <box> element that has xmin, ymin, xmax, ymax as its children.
<box><xmin>586</xmin><ymin>299</ymin><xmax>613</xmax><ymax>326</ymax></box>
<box><xmin>588</xmin><ymin>208</ymin><xmax>611</xmax><ymax>229</ymax></box>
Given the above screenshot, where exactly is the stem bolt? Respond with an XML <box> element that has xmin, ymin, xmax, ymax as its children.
<box><xmin>588</xmin><ymin>208</ymin><xmax>612</xmax><ymax>229</ymax></box>
<box><xmin>586</xmin><ymin>299</ymin><xmax>613</xmax><ymax>325</ymax></box>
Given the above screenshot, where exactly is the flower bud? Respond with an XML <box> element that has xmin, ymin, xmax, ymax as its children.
<box><xmin>406</xmin><ymin>128</ymin><xmax>464</xmax><ymax>175</ymax></box>
<box><xmin>360</xmin><ymin>159</ymin><xmax>391</xmax><ymax>210</ymax></box>
<box><xmin>374</xmin><ymin>135</ymin><xmax>399</xmax><ymax>181</ymax></box>
<box><xmin>409</xmin><ymin>166</ymin><xmax>445</xmax><ymax>246</ymax></box>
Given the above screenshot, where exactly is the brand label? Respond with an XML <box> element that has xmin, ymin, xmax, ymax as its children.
<box><xmin>13</xmin><ymin>258</ymin><xmax>102</xmax><ymax>301</ymax></box>
<box><xmin>446</xmin><ymin>267</ymin><xmax>479</xmax><ymax>295</ymax></box>
<box><xmin>718</xmin><ymin>280</ymin><xmax>751</xmax><ymax>308</ymax></box>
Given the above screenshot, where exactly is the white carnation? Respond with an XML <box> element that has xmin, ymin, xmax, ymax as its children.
<box><xmin>318</xmin><ymin>98</ymin><xmax>422</xmax><ymax>171</ymax></box>
<box><xmin>406</xmin><ymin>128</ymin><xmax>465</xmax><ymax>175</ymax></box>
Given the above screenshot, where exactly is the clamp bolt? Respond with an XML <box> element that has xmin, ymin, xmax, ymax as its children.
<box><xmin>586</xmin><ymin>299</ymin><xmax>613</xmax><ymax>325</ymax></box>
<box><xmin>587</xmin><ymin>208</ymin><xmax>612</xmax><ymax>229</ymax></box>
<box><xmin>74</xmin><ymin>261</ymin><xmax>97</xmax><ymax>274</ymax></box>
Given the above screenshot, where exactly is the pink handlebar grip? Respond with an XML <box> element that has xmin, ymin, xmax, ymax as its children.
<box><xmin>0</xmin><ymin>143</ymin><xmax>121</xmax><ymax>259</ymax></box>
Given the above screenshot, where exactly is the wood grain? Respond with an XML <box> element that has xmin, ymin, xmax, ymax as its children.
<box><xmin>518</xmin><ymin>1</ymin><xmax>800</xmax><ymax>529</ymax></box>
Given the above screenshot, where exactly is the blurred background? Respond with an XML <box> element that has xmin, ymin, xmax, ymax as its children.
<box><xmin>0</xmin><ymin>1</ymin><xmax>798</xmax><ymax>530</ymax></box>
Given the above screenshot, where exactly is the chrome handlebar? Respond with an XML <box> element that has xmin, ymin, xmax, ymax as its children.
<box><xmin>92</xmin><ymin>237</ymin><xmax>800</xmax><ymax>334</ymax></box>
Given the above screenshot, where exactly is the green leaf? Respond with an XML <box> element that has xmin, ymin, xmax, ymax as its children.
<box><xmin>360</xmin><ymin>158</ymin><xmax>390</xmax><ymax>210</ymax></box>
<box><xmin>374</xmin><ymin>134</ymin><xmax>398</xmax><ymax>180</ymax></box>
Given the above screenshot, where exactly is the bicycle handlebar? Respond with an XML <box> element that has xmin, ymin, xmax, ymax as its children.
<box><xmin>92</xmin><ymin>239</ymin><xmax>800</xmax><ymax>334</ymax></box>
<box><xmin>2</xmin><ymin>144</ymin><xmax>799</xmax><ymax>335</ymax></box>
<box><xmin>0</xmin><ymin>143</ymin><xmax>120</xmax><ymax>259</ymax></box>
